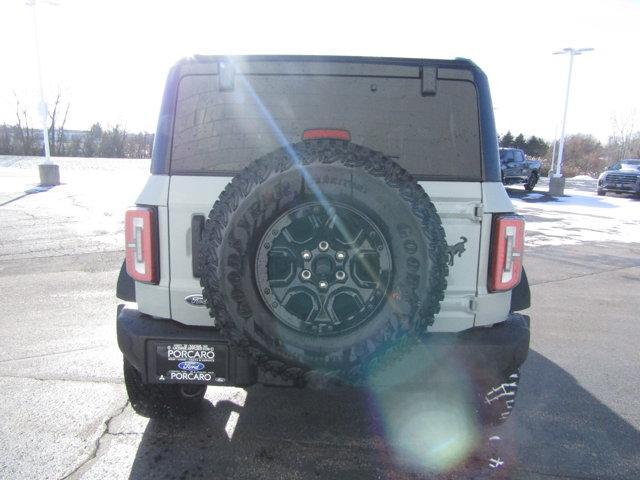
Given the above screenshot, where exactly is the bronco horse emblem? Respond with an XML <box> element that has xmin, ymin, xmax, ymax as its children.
<box><xmin>447</xmin><ymin>236</ymin><xmax>468</xmax><ymax>266</ymax></box>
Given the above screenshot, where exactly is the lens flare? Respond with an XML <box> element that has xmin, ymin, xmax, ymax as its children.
<box><xmin>364</xmin><ymin>338</ymin><xmax>481</xmax><ymax>474</ymax></box>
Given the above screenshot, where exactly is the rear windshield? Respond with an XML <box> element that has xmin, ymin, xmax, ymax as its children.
<box><xmin>170</xmin><ymin>73</ymin><xmax>482</xmax><ymax>180</ymax></box>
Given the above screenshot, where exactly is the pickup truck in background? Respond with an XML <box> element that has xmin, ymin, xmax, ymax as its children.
<box><xmin>499</xmin><ymin>147</ymin><xmax>541</xmax><ymax>191</ymax></box>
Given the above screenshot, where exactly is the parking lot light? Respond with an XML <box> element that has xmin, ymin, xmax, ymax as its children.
<box><xmin>549</xmin><ymin>47</ymin><xmax>594</xmax><ymax>196</ymax></box>
<box><xmin>27</xmin><ymin>0</ymin><xmax>60</xmax><ymax>186</ymax></box>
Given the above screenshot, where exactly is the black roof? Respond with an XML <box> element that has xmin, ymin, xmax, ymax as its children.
<box><xmin>173</xmin><ymin>54</ymin><xmax>478</xmax><ymax>69</ymax></box>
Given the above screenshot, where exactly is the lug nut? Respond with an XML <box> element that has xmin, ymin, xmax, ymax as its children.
<box><xmin>335</xmin><ymin>251</ymin><xmax>346</xmax><ymax>261</ymax></box>
<box><xmin>302</xmin><ymin>250</ymin><xmax>312</xmax><ymax>260</ymax></box>
<box><xmin>318</xmin><ymin>280</ymin><xmax>329</xmax><ymax>289</ymax></box>
<box><xmin>301</xmin><ymin>270</ymin><xmax>312</xmax><ymax>280</ymax></box>
<box><xmin>318</xmin><ymin>241</ymin><xmax>329</xmax><ymax>252</ymax></box>
<box><xmin>335</xmin><ymin>271</ymin><xmax>346</xmax><ymax>281</ymax></box>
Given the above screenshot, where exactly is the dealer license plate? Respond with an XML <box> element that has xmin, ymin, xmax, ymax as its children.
<box><xmin>155</xmin><ymin>342</ymin><xmax>228</xmax><ymax>384</ymax></box>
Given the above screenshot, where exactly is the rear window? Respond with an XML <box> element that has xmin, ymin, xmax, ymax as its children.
<box><xmin>170</xmin><ymin>73</ymin><xmax>482</xmax><ymax>180</ymax></box>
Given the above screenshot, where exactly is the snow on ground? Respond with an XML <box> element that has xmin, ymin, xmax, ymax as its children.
<box><xmin>1</xmin><ymin>157</ymin><xmax>639</xmax><ymax>258</ymax></box>
<box><xmin>0</xmin><ymin>156</ymin><xmax>150</xmax><ymax>259</ymax></box>
<box><xmin>569</xmin><ymin>174</ymin><xmax>596</xmax><ymax>181</ymax></box>
<box><xmin>509</xmin><ymin>177</ymin><xmax>640</xmax><ymax>248</ymax></box>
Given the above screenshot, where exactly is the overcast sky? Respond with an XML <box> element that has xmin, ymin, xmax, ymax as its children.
<box><xmin>1</xmin><ymin>0</ymin><xmax>638</xmax><ymax>142</ymax></box>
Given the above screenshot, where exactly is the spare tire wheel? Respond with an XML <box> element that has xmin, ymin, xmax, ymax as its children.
<box><xmin>200</xmin><ymin>140</ymin><xmax>448</xmax><ymax>383</ymax></box>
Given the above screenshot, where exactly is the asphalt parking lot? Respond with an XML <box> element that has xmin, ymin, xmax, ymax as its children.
<box><xmin>0</xmin><ymin>174</ymin><xmax>639</xmax><ymax>479</ymax></box>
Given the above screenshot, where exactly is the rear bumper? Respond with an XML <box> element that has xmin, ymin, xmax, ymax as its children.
<box><xmin>423</xmin><ymin>313</ymin><xmax>530</xmax><ymax>380</ymax></box>
<box><xmin>117</xmin><ymin>305</ymin><xmax>529</xmax><ymax>386</ymax></box>
<box><xmin>116</xmin><ymin>305</ymin><xmax>256</xmax><ymax>386</ymax></box>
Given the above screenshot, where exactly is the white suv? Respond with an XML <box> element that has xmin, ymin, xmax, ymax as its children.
<box><xmin>116</xmin><ymin>55</ymin><xmax>530</xmax><ymax>424</ymax></box>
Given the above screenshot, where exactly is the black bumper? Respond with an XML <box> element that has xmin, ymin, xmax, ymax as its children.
<box><xmin>424</xmin><ymin>313</ymin><xmax>530</xmax><ymax>381</ymax></box>
<box><xmin>117</xmin><ymin>305</ymin><xmax>256</xmax><ymax>386</ymax></box>
<box><xmin>117</xmin><ymin>306</ymin><xmax>529</xmax><ymax>387</ymax></box>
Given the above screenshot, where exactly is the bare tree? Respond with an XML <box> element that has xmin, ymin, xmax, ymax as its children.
<box><xmin>47</xmin><ymin>91</ymin><xmax>70</xmax><ymax>156</ymax></box>
<box><xmin>608</xmin><ymin>111</ymin><xmax>640</xmax><ymax>161</ymax></box>
<box><xmin>125</xmin><ymin>132</ymin><xmax>154</xmax><ymax>158</ymax></box>
<box><xmin>0</xmin><ymin>124</ymin><xmax>14</xmax><ymax>154</ymax></box>
<box><xmin>14</xmin><ymin>95</ymin><xmax>38</xmax><ymax>155</ymax></box>
<box><xmin>562</xmin><ymin>134</ymin><xmax>605</xmax><ymax>177</ymax></box>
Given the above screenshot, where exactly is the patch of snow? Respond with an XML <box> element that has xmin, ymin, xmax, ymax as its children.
<box><xmin>2</xmin><ymin>155</ymin><xmax>639</xmax><ymax>256</ymax></box>
<box><xmin>523</xmin><ymin>193</ymin><xmax>545</xmax><ymax>200</ymax></box>
<box><xmin>512</xmin><ymin>187</ymin><xmax>640</xmax><ymax>247</ymax></box>
<box><xmin>569</xmin><ymin>175</ymin><xmax>596</xmax><ymax>180</ymax></box>
<box><xmin>0</xmin><ymin>156</ymin><xmax>150</xmax><ymax>258</ymax></box>
<box><xmin>0</xmin><ymin>155</ymin><xmax>150</xmax><ymax>173</ymax></box>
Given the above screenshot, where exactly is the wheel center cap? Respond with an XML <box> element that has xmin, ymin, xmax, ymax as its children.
<box><xmin>312</xmin><ymin>255</ymin><xmax>334</xmax><ymax>278</ymax></box>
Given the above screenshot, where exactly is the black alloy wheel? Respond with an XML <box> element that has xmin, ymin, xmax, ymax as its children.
<box><xmin>255</xmin><ymin>201</ymin><xmax>392</xmax><ymax>337</ymax></box>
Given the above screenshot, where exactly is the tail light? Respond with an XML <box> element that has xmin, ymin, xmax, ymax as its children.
<box><xmin>303</xmin><ymin>129</ymin><xmax>351</xmax><ymax>141</ymax></box>
<box><xmin>489</xmin><ymin>214</ymin><xmax>525</xmax><ymax>292</ymax></box>
<box><xmin>125</xmin><ymin>206</ymin><xmax>158</xmax><ymax>284</ymax></box>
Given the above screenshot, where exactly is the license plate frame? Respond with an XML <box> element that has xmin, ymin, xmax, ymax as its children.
<box><xmin>151</xmin><ymin>341</ymin><xmax>229</xmax><ymax>385</ymax></box>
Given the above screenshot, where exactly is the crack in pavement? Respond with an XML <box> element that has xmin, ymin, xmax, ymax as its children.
<box><xmin>60</xmin><ymin>400</ymin><xmax>130</xmax><ymax>480</ymax></box>
<box><xmin>0</xmin><ymin>374</ymin><xmax>122</xmax><ymax>385</ymax></box>
<box><xmin>530</xmin><ymin>264</ymin><xmax>640</xmax><ymax>287</ymax></box>
<box><xmin>0</xmin><ymin>345</ymin><xmax>110</xmax><ymax>364</ymax></box>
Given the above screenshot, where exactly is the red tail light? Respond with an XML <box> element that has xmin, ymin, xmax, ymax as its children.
<box><xmin>125</xmin><ymin>207</ymin><xmax>158</xmax><ymax>284</ymax></box>
<box><xmin>303</xmin><ymin>129</ymin><xmax>351</xmax><ymax>141</ymax></box>
<box><xmin>489</xmin><ymin>214</ymin><xmax>525</xmax><ymax>292</ymax></box>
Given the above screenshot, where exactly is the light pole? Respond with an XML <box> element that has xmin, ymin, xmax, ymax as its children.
<box><xmin>27</xmin><ymin>0</ymin><xmax>60</xmax><ymax>186</ymax></box>
<box><xmin>548</xmin><ymin>47</ymin><xmax>593</xmax><ymax>196</ymax></box>
<box><xmin>549</xmin><ymin>125</ymin><xmax>558</xmax><ymax>175</ymax></box>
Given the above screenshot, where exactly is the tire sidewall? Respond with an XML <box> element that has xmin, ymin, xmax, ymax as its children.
<box><xmin>525</xmin><ymin>171</ymin><xmax>538</xmax><ymax>191</ymax></box>
<box><xmin>202</xmin><ymin>141</ymin><xmax>448</xmax><ymax>373</ymax></box>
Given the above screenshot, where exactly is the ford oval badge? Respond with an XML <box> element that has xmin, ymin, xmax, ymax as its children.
<box><xmin>178</xmin><ymin>361</ymin><xmax>205</xmax><ymax>371</ymax></box>
<box><xmin>184</xmin><ymin>294</ymin><xmax>206</xmax><ymax>307</ymax></box>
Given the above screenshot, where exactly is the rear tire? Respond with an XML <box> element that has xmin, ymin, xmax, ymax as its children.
<box><xmin>524</xmin><ymin>172</ymin><xmax>538</xmax><ymax>191</ymax></box>
<box><xmin>123</xmin><ymin>358</ymin><xmax>206</xmax><ymax>418</ymax></box>
<box><xmin>476</xmin><ymin>369</ymin><xmax>520</xmax><ymax>426</ymax></box>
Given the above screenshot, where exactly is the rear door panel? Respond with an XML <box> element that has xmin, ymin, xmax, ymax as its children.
<box><xmin>419</xmin><ymin>181</ymin><xmax>482</xmax><ymax>332</ymax></box>
<box><xmin>168</xmin><ymin>177</ymin><xmax>482</xmax><ymax>332</ymax></box>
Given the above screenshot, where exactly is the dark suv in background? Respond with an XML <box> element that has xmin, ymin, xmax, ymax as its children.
<box><xmin>499</xmin><ymin>147</ymin><xmax>541</xmax><ymax>191</ymax></box>
<box><xmin>597</xmin><ymin>159</ymin><xmax>640</xmax><ymax>197</ymax></box>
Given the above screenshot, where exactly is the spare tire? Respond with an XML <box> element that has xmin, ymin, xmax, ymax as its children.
<box><xmin>200</xmin><ymin>139</ymin><xmax>448</xmax><ymax>383</ymax></box>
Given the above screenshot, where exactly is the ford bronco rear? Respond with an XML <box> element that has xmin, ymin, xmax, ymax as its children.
<box><xmin>116</xmin><ymin>55</ymin><xmax>530</xmax><ymax>423</ymax></box>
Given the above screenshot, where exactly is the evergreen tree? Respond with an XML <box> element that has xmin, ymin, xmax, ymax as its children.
<box><xmin>500</xmin><ymin>131</ymin><xmax>514</xmax><ymax>147</ymax></box>
<box><xmin>513</xmin><ymin>133</ymin><xmax>526</xmax><ymax>150</ymax></box>
<box><xmin>525</xmin><ymin>136</ymin><xmax>549</xmax><ymax>158</ymax></box>
<box><xmin>83</xmin><ymin>123</ymin><xmax>103</xmax><ymax>157</ymax></box>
